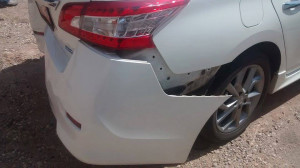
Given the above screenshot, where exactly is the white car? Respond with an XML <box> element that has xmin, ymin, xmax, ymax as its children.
<box><xmin>28</xmin><ymin>0</ymin><xmax>300</xmax><ymax>165</ymax></box>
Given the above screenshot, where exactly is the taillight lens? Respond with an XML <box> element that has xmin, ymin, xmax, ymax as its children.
<box><xmin>59</xmin><ymin>0</ymin><xmax>189</xmax><ymax>50</ymax></box>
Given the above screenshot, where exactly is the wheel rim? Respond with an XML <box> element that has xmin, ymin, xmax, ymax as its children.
<box><xmin>216</xmin><ymin>65</ymin><xmax>265</xmax><ymax>133</ymax></box>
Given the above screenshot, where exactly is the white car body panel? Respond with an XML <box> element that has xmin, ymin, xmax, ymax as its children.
<box><xmin>268</xmin><ymin>0</ymin><xmax>300</xmax><ymax>93</ymax></box>
<box><xmin>153</xmin><ymin>0</ymin><xmax>286</xmax><ymax>74</ymax></box>
<box><xmin>45</xmin><ymin>28</ymin><xmax>229</xmax><ymax>164</ymax></box>
<box><xmin>271</xmin><ymin>0</ymin><xmax>300</xmax><ymax>72</ymax></box>
<box><xmin>27</xmin><ymin>0</ymin><xmax>300</xmax><ymax>165</ymax></box>
<box><xmin>240</xmin><ymin>0</ymin><xmax>264</xmax><ymax>27</ymax></box>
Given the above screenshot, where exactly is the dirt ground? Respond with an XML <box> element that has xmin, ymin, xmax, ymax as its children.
<box><xmin>1</xmin><ymin>1</ymin><xmax>300</xmax><ymax>167</ymax></box>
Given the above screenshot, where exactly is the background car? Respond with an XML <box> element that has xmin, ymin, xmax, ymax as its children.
<box><xmin>0</xmin><ymin>0</ymin><xmax>18</xmax><ymax>6</ymax></box>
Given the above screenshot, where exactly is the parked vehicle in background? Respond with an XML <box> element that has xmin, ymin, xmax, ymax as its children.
<box><xmin>28</xmin><ymin>0</ymin><xmax>300</xmax><ymax>165</ymax></box>
<box><xmin>0</xmin><ymin>0</ymin><xmax>18</xmax><ymax>6</ymax></box>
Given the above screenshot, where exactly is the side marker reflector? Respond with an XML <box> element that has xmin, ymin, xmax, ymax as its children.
<box><xmin>66</xmin><ymin>112</ymin><xmax>81</xmax><ymax>130</ymax></box>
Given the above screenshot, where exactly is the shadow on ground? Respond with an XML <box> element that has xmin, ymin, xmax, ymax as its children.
<box><xmin>0</xmin><ymin>2</ymin><xmax>16</xmax><ymax>8</ymax></box>
<box><xmin>1</xmin><ymin>58</ymin><xmax>300</xmax><ymax>167</ymax></box>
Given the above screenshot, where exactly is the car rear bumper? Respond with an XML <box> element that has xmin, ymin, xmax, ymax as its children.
<box><xmin>44</xmin><ymin>28</ymin><xmax>229</xmax><ymax>165</ymax></box>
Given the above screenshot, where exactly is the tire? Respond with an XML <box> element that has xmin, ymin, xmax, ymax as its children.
<box><xmin>201</xmin><ymin>50</ymin><xmax>271</xmax><ymax>143</ymax></box>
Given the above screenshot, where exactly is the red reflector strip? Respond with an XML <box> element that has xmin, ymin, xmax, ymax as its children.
<box><xmin>79</xmin><ymin>30</ymin><xmax>155</xmax><ymax>50</ymax></box>
<box><xmin>33</xmin><ymin>31</ymin><xmax>44</xmax><ymax>36</ymax></box>
<box><xmin>66</xmin><ymin>112</ymin><xmax>81</xmax><ymax>129</ymax></box>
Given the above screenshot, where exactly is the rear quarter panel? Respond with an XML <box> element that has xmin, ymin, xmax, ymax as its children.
<box><xmin>153</xmin><ymin>0</ymin><xmax>286</xmax><ymax>74</ymax></box>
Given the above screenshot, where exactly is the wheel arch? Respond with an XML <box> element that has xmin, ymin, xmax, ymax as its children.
<box><xmin>226</xmin><ymin>42</ymin><xmax>282</xmax><ymax>81</ymax></box>
<box><xmin>195</xmin><ymin>42</ymin><xmax>277</xmax><ymax>145</ymax></box>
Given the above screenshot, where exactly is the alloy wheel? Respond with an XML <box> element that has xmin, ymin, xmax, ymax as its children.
<box><xmin>216</xmin><ymin>65</ymin><xmax>265</xmax><ymax>133</ymax></box>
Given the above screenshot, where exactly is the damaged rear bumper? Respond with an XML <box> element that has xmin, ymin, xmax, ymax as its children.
<box><xmin>45</xmin><ymin>28</ymin><xmax>229</xmax><ymax>165</ymax></box>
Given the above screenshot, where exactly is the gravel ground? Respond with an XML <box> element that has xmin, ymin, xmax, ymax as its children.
<box><xmin>1</xmin><ymin>1</ymin><xmax>300</xmax><ymax>167</ymax></box>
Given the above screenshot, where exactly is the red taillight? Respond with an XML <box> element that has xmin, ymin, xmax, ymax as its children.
<box><xmin>59</xmin><ymin>0</ymin><xmax>189</xmax><ymax>50</ymax></box>
<box><xmin>59</xmin><ymin>3</ymin><xmax>84</xmax><ymax>37</ymax></box>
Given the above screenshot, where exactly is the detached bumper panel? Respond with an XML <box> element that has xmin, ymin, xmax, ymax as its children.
<box><xmin>45</xmin><ymin>28</ymin><xmax>229</xmax><ymax>165</ymax></box>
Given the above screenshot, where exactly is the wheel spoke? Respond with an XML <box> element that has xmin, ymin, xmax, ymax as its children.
<box><xmin>242</xmin><ymin>101</ymin><xmax>251</xmax><ymax>106</ymax></box>
<box><xmin>219</xmin><ymin>104</ymin><xmax>227</xmax><ymax>111</ymax></box>
<box><xmin>235</xmin><ymin>68</ymin><xmax>247</xmax><ymax>86</ymax></box>
<box><xmin>240</xmin><ymin>112</ymin><xmax>248</xmax><ymax>123</ymax></box>
<box><xmin>221</xmin><ymin>119</ymin><xmax>235</xmax><ymax>131</ymax></box>
<box><xmin>234</xmin><ymin>108</ymin><xmax>242</xmax><ymax>127</ymax></box>
<box><xmin>219</xmin><ymin>99</ymin><xmax>238</xmax><ymax>110</ymax></box>
<box><xmin>248</xmin><ymin>76</ymin><xmax>262</xmax><ymax>92</ymax></box>
<box><xmin>217</xmin><ymin>103</ymin><xmax>238</xmax><ymax>124</ymax></box>
<box><xmin>243</xmin><ymin>68</ymin><xmax>257</xmax><ymax>91</ymax></box>
<box><xmin>244</xmin><ymin>102</ymin><xmax>251</xmax><ymax>115</ymax></box>
<box><xmin>226</xmin><ymin>83</ymin><xmax>239</xmax><ymax>97</ymax></box>
<box><xmin>216</xmin><ymin>65</ymin><xmax>265</xmax><ymax>133</ymax></box>
<box><xmin>247</xmin><ymin>91</ymin><xmax>261</xmax><ymax>98</ymax></box>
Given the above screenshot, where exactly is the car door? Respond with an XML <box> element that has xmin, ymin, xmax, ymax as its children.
<box><xmin>272</xmin><ymin>0</ymin><xmax>300</xmax><ymax>72</ymax></box>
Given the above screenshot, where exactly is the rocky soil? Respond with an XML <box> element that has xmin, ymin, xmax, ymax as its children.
<box><xmin>0</xmin><ymin>1</ymin><xmax>300</xmax><ymax>167</ymax></box>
